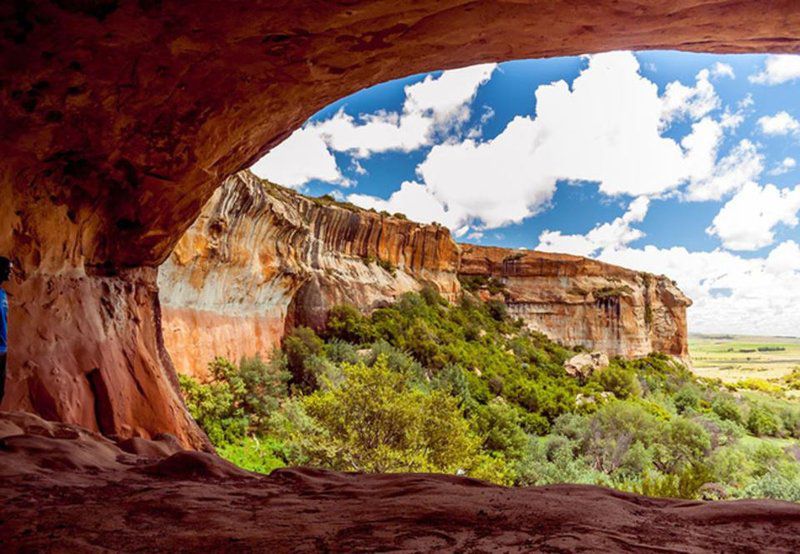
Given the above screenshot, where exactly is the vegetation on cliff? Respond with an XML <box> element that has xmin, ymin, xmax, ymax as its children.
<box><xmin>180</xmin><ymin>289</ymin><xmax>800</xmax><ymax>501</ymax></box>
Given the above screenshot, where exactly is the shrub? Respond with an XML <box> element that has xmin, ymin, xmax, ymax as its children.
<box><xmin>302</xmin><ymin>356</ymin><xmax>483</xmax><ymax>475</ymax></box>
<box><xmin>747</xmin><ymin>405</ymin><xmax>782</xmax><ymax>437</ymax></box>
<box><xmin>179</xmin><ymin>372</ymin><xmax>247</xmax><ymax>445</ymax></box>
<box><xmin>284</xmin><ymin>326</ymin><xmax>325</xmax><ymax>392</ymax></box>
<box><xmin>742</xmin><ymin>471</ymin><xmax>800</xmax><ymax>502</ymax></box>
<box><xmin>631</xmin><ymin>463</ymin><xmax>714</xmax><ymax>500</ymax></box>
<box><xmin>216</xmin><ymin>436</ymin><xmax>287</xmax><ymax>474</ymax></box>
<box><xmin>592</xmin><ymin>364</ymin><xmax>641</xmax><ymax>399</ymax></box>
<box><xmin>711</xmin><ymin>394</ymin><xmax>743</xmax><ymax>425</ymax></box>
<box><xmin>324</xmin><ymin>304</ymin><xmax>376</xmax><ymax>344</ymax></box>
<box><xmin>735</xmin><ymin>378</ymin><xmax>782</xmax><ymax>394</ymax></box>
<box><xmin>473</xmin><ymin>398</ymin><xmax>528</xmax><ymax>462</ymax></box>
<box><xmin>673</xmin><ymin>385</ymin><xmax>700</xmax><ymax>414</ymax></box>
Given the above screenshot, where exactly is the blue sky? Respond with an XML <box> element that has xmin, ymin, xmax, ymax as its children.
<box><xmin>252</xmin><ymin>51</ymin><xmax>800</xmax><ymax>336</ymax></box>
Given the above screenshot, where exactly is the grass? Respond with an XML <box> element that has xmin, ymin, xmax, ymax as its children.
<box><xmin>689</xmin><ymin>334</ymin><xmax>800</xmax><ymax>390</ymax></box>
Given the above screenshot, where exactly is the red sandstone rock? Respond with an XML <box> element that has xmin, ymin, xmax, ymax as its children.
<box><xmin>2</xmin><ymin>1</ymin><xmax>800</xmax><ymax>444</ymax></box>
<box><xmin>1</xmin><ymin>411</ymin><xmax>799</xmax><ymax>552</ymax></box>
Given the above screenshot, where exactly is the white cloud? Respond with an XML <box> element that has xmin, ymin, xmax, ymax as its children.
<box><xmin>706</xmin><ymin>182</ymin><xmax>800</xmax><ymax>250</ymax></box>
<box><xmin>349</xmin><ymin>52</ymin><xmax>755</xmax><ymax>233</ymax></box>
<box><xmin>598</xmin><ymin>242</ymin><xmax>800</xmax><ymax>336</ymax></box>
<box><xmin>749</xmin><ymin>54</ymin><xmax>800</xmax><ymax>85</ymax></box>
<box><xmin>765</xmin><ymin>240</ymin><xmax>800</xmax><ymax>273</ymax></box>
<box><xmin>661</xmin><ymin>68</ymin><xmax>720</xmax><ymax>127</ymax></box>
<box><xmin>738</xmin><ymin>93</ymin><xmax>754</xmax><ymax>109</ymax></box>
<box><xmin>768</xmin><ymin>157</ymin><xmax>796</xmax><ymax>176</ymax></box>
<box><xmin>757</xmin><ymin>111</ymin><xmax>800</xmax><ymax>136</ymax></box>
<box><xmin>347</xmin><ymin>180</ymin><xmax>462</xmax><ymax>229</ymax></box>
<box><xmin>252</xmin><ymin>63</ymin><xmax>496</xmax><ymax>185</ymax></box>
<box><xmin>250</xmin><ymin>126</ymin><xmax>346</xmax><ymax>188</ymax></box>
<box><xmin>710</xmin><ymin>62</ymin><xmax>735</xmax><ymax>80</ymax></box>
<box><xmin>684</xmin><ymin>139</ymin><xmax>763</xmax><ymax>201</ymax></box>
<box><xmin>537</xmin><ymin>197</ymin><xmax>649</xmax><ymax>257</ymax></box>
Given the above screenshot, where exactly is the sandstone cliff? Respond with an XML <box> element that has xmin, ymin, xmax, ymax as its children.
<box><xmin>159</xmin><ymin>171</ymin><xmax>459</xmax><ymax>378</ymax></box>
<box><xmin>459</xmin><ymin>245</ymin><xmax>691</xmax><ymax>359</ymax></box>
<box><xmin>160</xmin><ymin>172</ymin><xmax>691</xmax><ymax>377</ymax></box>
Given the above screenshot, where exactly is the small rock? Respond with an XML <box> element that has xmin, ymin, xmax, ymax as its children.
<box><xmin>564</xmin><ymin>352</ymin><xmax>609</xmax><ymax>381</ymax></box>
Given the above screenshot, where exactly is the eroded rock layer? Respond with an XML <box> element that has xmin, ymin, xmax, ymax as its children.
<box><xmin>160</xmin><ymin>172</ymin><xmax>690</xmax><ymax>376</ymax></box>
<box><xmin>459</xmin><ymin>245</ymin><xmax>691</xmax><ymax>359</ymax></box>
<box><xmin>2</xmin><ymin>411</ymin><xmax>800</xmax><ymax>552</ymax></box>
<box><xmin>159</xmin><ymin>171</ymin><xmax>459</xmax><ymax>378</ymax></box>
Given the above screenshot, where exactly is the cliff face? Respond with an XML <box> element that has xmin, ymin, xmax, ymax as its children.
<box><xmin>160</xmin><ymin>173</ymin><xmax>690</xmax><ymax>376</ymax></box>
<box><xmin>159</xmin><ymin>171</ymin><xmax>459</xmax><ymax>378</ymax></box>
<box><xmin>459</xmin><ymin>246</ymin><xmax>692</xmax><ymax>359</ymax></box>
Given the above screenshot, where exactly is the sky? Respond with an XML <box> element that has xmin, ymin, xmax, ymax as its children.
<box><xmin>251</xmin><ymin>51</ymin><xmax>800</xmax><ymax>337</ymax></box>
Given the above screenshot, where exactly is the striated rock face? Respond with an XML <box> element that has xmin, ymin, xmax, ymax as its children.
<box><xmin>160</xmin><ymin>173</ymin><xmax>690</xmax><ymax>376</ymax></box>
<box><xmin>459</xmin><ymin>245</ymin><xmax>691</xmax><ymax>359</ymax></box>
<box><xmin>3</xmin><ymin>1</ymin><xmax>794</xmax><ymax>443</ymax></box>
<box><xmin>159</xmin><ymin>171</ymin><xmax>459</xmax><ymax>378</ymax></box>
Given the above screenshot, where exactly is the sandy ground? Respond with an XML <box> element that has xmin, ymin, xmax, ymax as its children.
<box><xmin>1</xmin><ymin>411</ymin><xmax>800</xmax><ymax>553</ymax></box>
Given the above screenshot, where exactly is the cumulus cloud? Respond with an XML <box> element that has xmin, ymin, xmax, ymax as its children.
<box><xmin>537</xmin><ymin>197</ymin><xmax>649</xmax><ymax>257</ymax></box>
<box><xmin>350</xmin><ymin>52</ymin><xmax>756</xmax><ymax>233</ymax></box>
<box><xmin>706</xmin><ymin>182</ymin><xmax>800</xmax><ymax>250</ymax></box>
<box><xmin>249</xmin><ymin>126</ymin><xmax>346</xmax><ymax>188</ymax></box>
<box><xmin>599</xmin><ymin>242</ymin><xmax>800</xmax><ymax>336</ymax></box>
<box><xmin>757</xmin><ymin>111</ymin><xmax>800</xmax><ymax>135</ymax></box>
<box><xmin>684</xmin><ymin>139</ymin><xmax>763</xmax><ymax>201</ymax></box>
<box><xmin>749</xmin><ymin>54</ymin><xmax>800</xmax><ymax>85</ymax></box>
<box><xmin>768</xmin><ymin>157</ymin><xmax>796</xmax><ymax>176</ymax></box>
<box><xmin>660</xmin><ymin>68</ymin><xmax>720</xmax><ymax>126</ymax></box>
<box><xmin>710</xmin><ymin>62</ymin><xmax>735</xmax><ymax>79</ymax></box>
<box><xmin>252</xmin><ymin>63</ymin><xmax>496</xmax><ymax>185</ymax></box>
<box><xmin>347</xmin><ymin>180</ymin><xmax>462</xmax><ymax>229</ymax></box>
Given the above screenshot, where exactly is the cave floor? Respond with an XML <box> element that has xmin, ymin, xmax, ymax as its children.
<box><xmin>1</xmin><ymin>411</ymin><xmax>799</xmax><ymax>553</ymax></box>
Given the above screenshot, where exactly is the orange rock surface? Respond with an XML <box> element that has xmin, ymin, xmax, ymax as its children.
<box><xmin>159</xmin><ymin>171</ymin><xmax>459</xmax><ymax>377</ymax></box>
<box><xmin>161</xmin><ymin>172</ymin><xmax>690</xmax><ymax>377</ymax></box>
<box><xmin>3</xmin><ymin>1</ymin><xmax>800</xmax><ymax>443</ymax></box>
<box><xmin>459</xmin><ymin>245</ymin><xmax>692</xmax><ymax>359</ymax></box>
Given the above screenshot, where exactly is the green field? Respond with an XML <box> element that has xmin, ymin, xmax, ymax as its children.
<box><xmin>689</xmin><ymin>334</ymin><xmax>800</xmax><ymax>395</ymax></box>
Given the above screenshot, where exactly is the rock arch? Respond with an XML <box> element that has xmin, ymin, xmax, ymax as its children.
<box><xmin>2</xmin><ymin>1</ymin><xmax>799</xmax><ymax>446</ymax></box>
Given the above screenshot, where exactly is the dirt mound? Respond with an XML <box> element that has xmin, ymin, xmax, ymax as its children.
<box><xmin>1</xmin><ymin>411</ymin><xmax>799</xmax><ymax>552</ymax></box>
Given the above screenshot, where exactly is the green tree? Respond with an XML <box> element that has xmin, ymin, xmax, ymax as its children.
<box><xmin>302</xmin><ymin>356</ymin><xmax>482</xmax><ymax>475</ymax></box>
<box><xmin>324</xmin><ymin>304</ymin><xmax>376</xmax><ymax>344</ymax></box>
<box><xmin>284</xmin><ymin>326</ymin><xmax>325</xmax><ymax>392</ymax></box>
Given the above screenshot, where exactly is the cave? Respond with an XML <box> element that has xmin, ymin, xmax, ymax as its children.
<box><xmin>2</xmin><ymin>2</ymin><xmax>800</xmax><ymax>549</ymax></box>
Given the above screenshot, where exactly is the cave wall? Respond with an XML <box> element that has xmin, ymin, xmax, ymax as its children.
<box><xmin>2</xmin><ymin>1</ymin><xmax>799</xmax><ymax>443</ymax></box>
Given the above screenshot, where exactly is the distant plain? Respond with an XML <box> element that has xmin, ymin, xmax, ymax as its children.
<box><xmin>690</xmin><ymin>334</ymin><xmax>800</xmax><ymax>396</ymax></box>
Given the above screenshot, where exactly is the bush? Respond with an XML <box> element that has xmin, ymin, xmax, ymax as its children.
<box><xmin>216</xmin><ymin>436</ymin><xmax>287</xmax><ymax>474</ymax></box>
<box><xmin>473</xmin><ymin>399</ymin><xmax>528</xmax><ymax>462</ymax></box>
<box><xmin>592</xmin><ymin>364</ymin><xmax>641</xmax><ymax>399</ymax></box>
<box><xmin>284</xmin><ymin>326</ymin><xmax>325</xmax><ymax>392</ymax></box>
<box><xmin>747</xmin><ymin>405</ymin><xmax>782</xmax><ymax>437</ymax></box>
<box><xmin>179</xmin><ymin>373</ymin><xmax>247</xmax><ymax>445</ymax></box>
<box><xmin>673</xmin><ymin>385</ymin><xmax>700</xmax><ymax>414</ymax></box>
<box><xmin>302</xmin><ymin>356</ymin><xmax>484</xmax><ymax>476</ymax></box>
<box><xmin>324</xmin><ymin>304</ymin><xmax>376</xmax><ymax>344</ymax></box>
<box><xmin>711</xmin><ymin>394</ymin><xmax>743</xmax><ymax>425</ymax></box>
<box><xmin>742</xmin><ymin>471</ymin><xmax>800</xmax><ymax>502</ymax></box>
